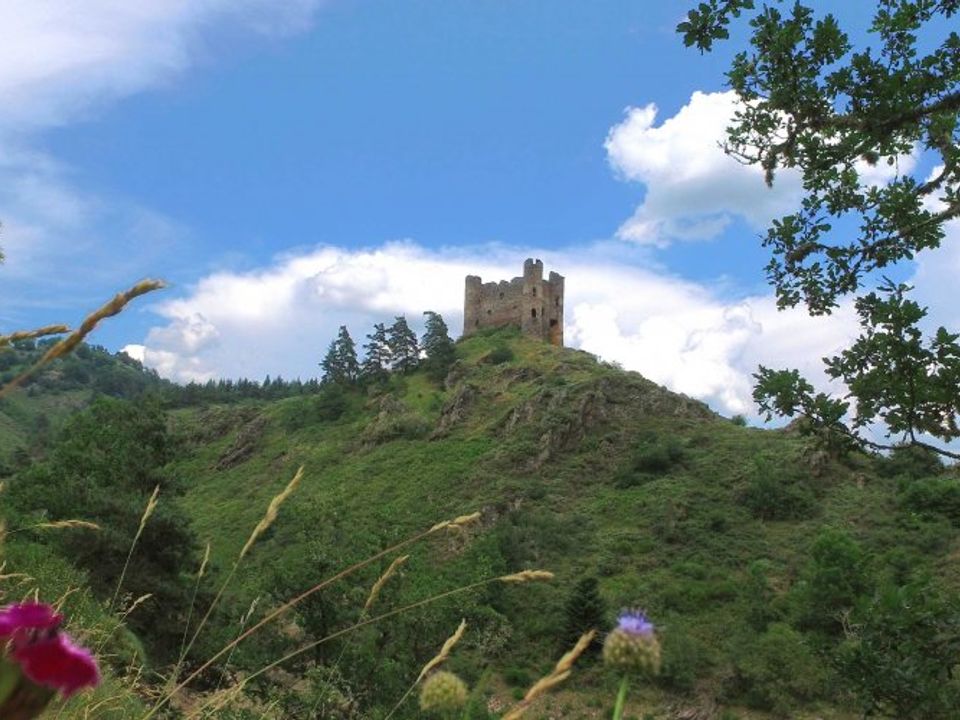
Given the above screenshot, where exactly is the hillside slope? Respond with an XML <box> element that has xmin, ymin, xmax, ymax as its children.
<box><xmin>162</xmin><ymin>327</ymin><xmax>960</xmax><ymax>719</ymax></box>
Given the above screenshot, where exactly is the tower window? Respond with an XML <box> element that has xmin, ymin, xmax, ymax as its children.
<box><xmin>499</xmin><ymin>292</ymin><xmax>504</xmax><ymax>299</ymax></box>
<box><xmin>549</xmin><ymin>319</ymin><xmax>558</xmax><ymax>327</ymax></box>
<box><xmin>555</xmin><ymin>297</ymin><xmax>559</xmax><ymax>307</ymax></box>
<box><xmin>531</xmin><ymin>308</ymin><xmax>537</xmax><ymax>318</ymax></box>
<box><xmin>532</xmin><ymin>287</ymin><xmax>537</xmax><ymax>297</ymax></box>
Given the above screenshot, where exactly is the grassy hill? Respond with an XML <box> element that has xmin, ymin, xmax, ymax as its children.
<box><xmin>159</xmin><ymin>328</ymin><xmax>959</xmax><ymax>718</ymax></box>
<box><xmin>3</xmin><ymin>327</ymin><xmax>959</xmax><ymax>719</ymax></box>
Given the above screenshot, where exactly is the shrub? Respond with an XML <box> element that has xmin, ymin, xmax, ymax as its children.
<box><xmin>731</xmin><ymin>414</ymin><xmax>748</xmax><ymax>426</ymax></box>
<box><xmin>659</xmin><ymin>624</ymin><xmax>711</xmax><ymax>693</ymax></box>
<box><xmin>899</xmin><ymin>475</ymin><xmax>960</xmax><ymax>524</ymax></box>
<box><xmin>734</xmin><ymin>624</ymin><xmax>826</xmax><ymax>714</ymax></box>
<box><xmin>877</xmin><ymin>443</ymin><xmax>944</xmax><ymax>479</ymax></box>
<box><xmin>794</xmin><ymin>528</ymin><xmax>870</xmax><ymax>633</ymax></box>
<box><xmin>484</xmin><ymin>345</ymin><xmax>515</xmax><ymax>365</ymax></box>
<box><xmin>741</xmin><ymin>456</ymin><xmax>815</xmax><ymax>520</ymax></box>
<box><xmin>836</xmin><ymin>579</ymin><xmax>960</xmax><ymax>720</ymax></box>
<box><xmin>614</xmin><ymin>435</ymin><xmax>685</xmax><ymax>487</ymax></box>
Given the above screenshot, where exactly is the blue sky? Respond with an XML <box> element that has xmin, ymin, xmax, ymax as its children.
<box><xmin>2</xmin><ymin>1</ymin><xmax>957</xmax><ymax>418</ymax></box>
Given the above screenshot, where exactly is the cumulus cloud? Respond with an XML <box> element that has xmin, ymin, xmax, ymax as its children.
<box><xmin>605</xmin><ymin>91</ymin><xmax>804</xmax><ymax>245</ymax></box>
<box><xmin>130</xmin><ymin>241</ymin><xmax>860</xmax><ymax>417</ymax></box>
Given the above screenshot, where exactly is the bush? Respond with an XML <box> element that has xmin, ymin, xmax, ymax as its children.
<box><xmin>794</xmin><ymin>528</ymin><xmax>870</xmax><ymax>632</ymax></box>
<box><xmin>735</xmin><ymin>624</ymin><xmax>826</xmax><ymax>714</ymax></box>
<box><xmin>484</xmin><ymin>345</ymin><xmax>515</xmax><ymax>365</ymax></box>
<box><xmin>877</xmin><ymin>443</ymin><xmax>944</xmax><ymax>479</ymax></box>
<box><xmin>899</xmin><ymin>475</ymin><xmax>960</xmax><ymax>524</ymax></box>
<box><xmin>614</xmin><ymin>435</ymin><xmax>685</xmax><ymax>487</ymax></box>
<box><xmin>741</xmin><ymin>456</ymin><xmax>815</xmax><ymax>520</ymax></box>
<box><xmin>836</xmin><ymin>579</ymin><xmax>960</xmax><ymax>720</ymax></box>
<box><xmin>731</xmin><ymin>414</ymin><xmax>748</xmax><ymax>426</ymax></box>
<box><xmin>659</xmin><ymin>624</ymin><xmax>711</xmax><ymax>693</ymax></box>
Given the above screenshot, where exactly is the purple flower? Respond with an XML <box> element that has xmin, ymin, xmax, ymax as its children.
<box><xmin>0</xmin><ymin>601</ymin><xmax>100</xmax><ymax>707</ymax></box>
<box><xmin>616</xmin><ymin>610</ymin><xmax>655</xmax><ymax>636</ymax></box>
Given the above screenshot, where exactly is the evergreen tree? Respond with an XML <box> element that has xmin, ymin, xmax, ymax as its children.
<box><xmin>361</xmin><ymin>322</ymin><xmax>391</xmax><ymax>382</ymax></box>
<box><xmin>320</xmin><ymin>326</ymin><xmax>360</xmax><ymax>385</ymax></box>
<box><xmin>421</xmin><ymin>311</ymin><xmax>456</xmax><ymax>382</ymax></box>
<box><xmin>387</xmin><ymin>315</ymin><xmax>420</xmax><ymax>374</ymax></box>
<box><xmin>563</xmin><ymin>577</ymin><xmax>607</xmax><ymax>654</ymax></box>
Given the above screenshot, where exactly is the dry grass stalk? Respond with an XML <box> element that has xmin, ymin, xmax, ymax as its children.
<box><xmin>240</xmin><ymin>466</ymin><xmax>303</xmax><ymax>559</ymax></box>
<box><xmin>499</xmin><ymin>570</ymin><xmax>556</xmax><ymax>583</ymax></box>
<box><xmin>111</xmin><ymin>486</ymin><xmax>161</xmax><ymax>609</ymax></box>
<box><xmin>429</xmin><ymin>511</ymin><xmax>481</xmax><ymax>533</ymax></box>
<box><xmin>0</xmin><ymin>279</ymin><xmax>166</xmax><ymax>399</ymax></box>
<box><xmin>364</xmin><ymin>554</ymin><xmax>409</xmax><ymax>612</ymax></box>
<box><xmin>197</xmin><ymin>542</ymin><xmax>211</xmax><ymax>579</ymax></box>
<box><xmin>417</xmin><ymin>618</ymin><xmax>467</xmax><ymax>683</ymax></box>
<box><xmin>37</xmin><ymin>520</ymin><xmax>102</xmax><ymax>531</ymax></box>
<box><xmin>145</xmin><ymin>510</ymin><xmax>491</xmax><ymax>720</ymax></box>
<box><xmin>501</xmin><ymin>630</ymin><xmax>596</xmax><ymax>720</ymax></box>
<box><xmin>0</xmin><ymin>324</ymin><xmax>70</xmax><ymax>348</ymax></box>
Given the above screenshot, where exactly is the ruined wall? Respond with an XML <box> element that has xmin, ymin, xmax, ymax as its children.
<box><xmin>463</xmin><ymin>258</ymin><xmax>564</xmax><ymax>346</ymax></box>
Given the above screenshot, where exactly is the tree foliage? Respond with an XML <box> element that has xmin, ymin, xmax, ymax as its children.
<box><xmin>5</xmin><ymin>397</ymin><xmax>200</xmax><ymax>659</ymax></box>
<box><xmin>680</xmin><ymin>0</ymin><xmax>960</xmax><ymax>458</ymax></box>
<box><xmin>421</xmin><ymin>311</ymin><xmax>456</xmax><ymax>382</ymax></box>
<box><xmin>387</xmin><ymin>315</ymin><xmax>420</xmax><ymax>374</ymax></box>
<box><xmin>320</xmin><ymin>325</ymin><xmax>360</xmax><ymax>385</ymax></box>
<box><xmin>361</xmin><ymin>322</ymin><xmax>391</xmax><ymax>383</ymax></box>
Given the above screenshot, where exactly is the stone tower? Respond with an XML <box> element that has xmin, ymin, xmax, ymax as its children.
<box><xmin>463</xmin><ymin>258</ymin><xmax>564</xmax><ymax>346</ymax></box>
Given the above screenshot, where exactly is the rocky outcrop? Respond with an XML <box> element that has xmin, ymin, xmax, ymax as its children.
<box><xmin>215</xmin><ymin>414</ymin><xmax>267</xmax><ymax>470</ymax></box>
<box><xmin>501</xmin><ymin>374</ymin><xmax>715</xmax><ymax>469</ymax></box>
<box><xmin>430</xmin><ymin>383</ymin><xmax>478</xmax><ymax>439</ymax></box>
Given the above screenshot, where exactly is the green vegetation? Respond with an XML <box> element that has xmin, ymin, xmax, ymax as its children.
<box><xmin>2</xmin><ymin>328</ymin><xmax>959</xmax><ymax>717</ymax></box>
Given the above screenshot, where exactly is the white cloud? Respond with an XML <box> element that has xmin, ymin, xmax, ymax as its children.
<box><xmin>132</xmin><ymin>241</ymin><xmax>860</xmax><ymax>417</ymax></box>
<box><xmin>0</xmin><ymin>0</ymin><xmax>324</xmax><ymax>325</ymax></box>
<box><xmin>605</xmin><ymin>91</ymin><xmax>804</xmax><ymax>245</ymax></box>
<box><xmin>0</xmin><ymin>0</ymin><xmax>322</xmax><ymax>136</ymax></box>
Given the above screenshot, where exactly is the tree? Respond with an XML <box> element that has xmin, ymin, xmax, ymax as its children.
<box><xmin>361</xmin><ymin>322</ymin><xmax>391</xmax><ymax>383</ymax></box>
<box><xmin>5</xmin><ymin>397</ymin><xmax>201</xmax><ymax>660</ymax></box>
<box><xmin>320</xmin><ymin>325</ymin><xmax>360</xmax><ymax>385</ymax></box>
<box><xmin>679</xmin><ymin>1</ymin><xmax>960</xmax><ymax>459</ymax></box>
<box><xmin>387</xmin><ymin>316</ymin><xmax>420</xmax><ymax>374</ymax></box>
<box><xmin>421</xmin><ymin>311</ymin><xmax>456</xmax><ymax>382</ymax></box>
<box><xmin>563</xmin><ymin>577</ymin><xmax>607</xmax><ymax>653</ymax></box>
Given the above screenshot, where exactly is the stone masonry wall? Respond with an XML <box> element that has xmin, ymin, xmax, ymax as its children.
<box><xmin>463</xmin><ymin>258</ymin><xmax>564</xmax><ymax>346</ymax></box>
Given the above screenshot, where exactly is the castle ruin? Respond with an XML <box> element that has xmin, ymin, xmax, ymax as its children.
<box><xmin>463</xmin><ymin>259</ymin><xmax>564</xmax><ymax>346</ymax></box>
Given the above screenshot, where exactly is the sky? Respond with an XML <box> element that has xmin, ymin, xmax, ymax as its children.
<box><xmin>1</xmin><ymin>1</ymin><xmax>958</xmax><ymax>423</ymax></box>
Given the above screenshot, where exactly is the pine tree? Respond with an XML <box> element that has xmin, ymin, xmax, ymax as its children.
<box><xmin>319</xmin><ymin>326</ymin><xmax>359</xmax><ymax>385</ymax></box>
<box><xmin>388</xmin><ymin>315</ymin><xmax>420</xmax><ymax>374</ymax></box>
<box><xmin>421</xmin><ymin>311</ymin><xmax>456</xmax><ymax>382</ymax></box>
<box><xmin>563</xmin><ymin>577</ymin><xmax>607</xmax><ymax>654</ymax></box>
<box><xmin>361</xmin><ymin>322</ymin><xmax>391</xmax><ymax>382</ymax></box>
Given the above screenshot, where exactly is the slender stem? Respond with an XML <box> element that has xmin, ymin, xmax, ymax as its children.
<box><xmin>141</xmin><ymin>524</ymin><xmax>445</xmax><ymax>719</ymax></box>
<box><xmin>612</xmin><ymin>675</ymin><xmax>629</xmax><ymax>720</ymax></box>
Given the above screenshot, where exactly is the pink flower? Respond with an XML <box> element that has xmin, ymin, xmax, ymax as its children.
<box><xmin>0</xmin><ymin>602</ymin><xmax>100</xmax><ymax>700</ymax></box>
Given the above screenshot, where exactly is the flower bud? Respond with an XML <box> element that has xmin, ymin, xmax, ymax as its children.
<box><xmin>419</xmin><ymin>670</ymin><xmax>468</xmax><ymax>715</ymax></box>
<box><xmin>603</xmin><ymin>610</ymin><xmax>661</xmax><ymax>676</ymax></box>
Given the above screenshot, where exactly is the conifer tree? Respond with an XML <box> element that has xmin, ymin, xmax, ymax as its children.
<box><xmin>387</xmin><ymin>315</ymin><xmax>420</xmax><ymax>373</ymax></box>
<box><xmin>421</xmin><ymin>311</ymin><xmax>456</xmax><ymax>382</ymax></box>
<box><xmin>320</xmin><ymin>325</ymin><xmax>359</xmax><ymax>385</ymax></box>
<box><xmin>563</xmin><ymin>577</ymin><xmax>607</xmax><ymax>654</ymax></box>
<box><xmin>361</xmin><ymin>322</ymin><xmax>391</xmax><ymax>382</ymax></box>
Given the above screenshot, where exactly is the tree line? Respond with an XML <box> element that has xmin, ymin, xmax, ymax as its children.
<box><xmin>320</xmin><ymin>311</ymin><xmax>455</xmax><ymax>385</ymax></box>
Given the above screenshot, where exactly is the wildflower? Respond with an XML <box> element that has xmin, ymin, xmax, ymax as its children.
<box><xmin>0</xmin><ymin>601</ymin><xmax>100</xmax><ymax>718</ymax></box>
<box><xmin>603</xmin><ymin>609</ymin><xmax>661</xmax><ymax>676</ymax></box>
<box><xmin>419</xmin><ymin>670</ymin><xmax>468</xmax><ymax>715</ymax></box>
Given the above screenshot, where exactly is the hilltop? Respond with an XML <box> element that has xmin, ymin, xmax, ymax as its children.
<box><xmin>2</xmin><ymin>327</ymin><xmax>958</xmax><ymax>719</ymax></box>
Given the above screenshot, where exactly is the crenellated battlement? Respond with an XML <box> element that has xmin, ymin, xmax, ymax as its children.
<box><xmin>463</xmin><ymin>259</ymin><xmax>564</xmax><ymax>346</ymax></box>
